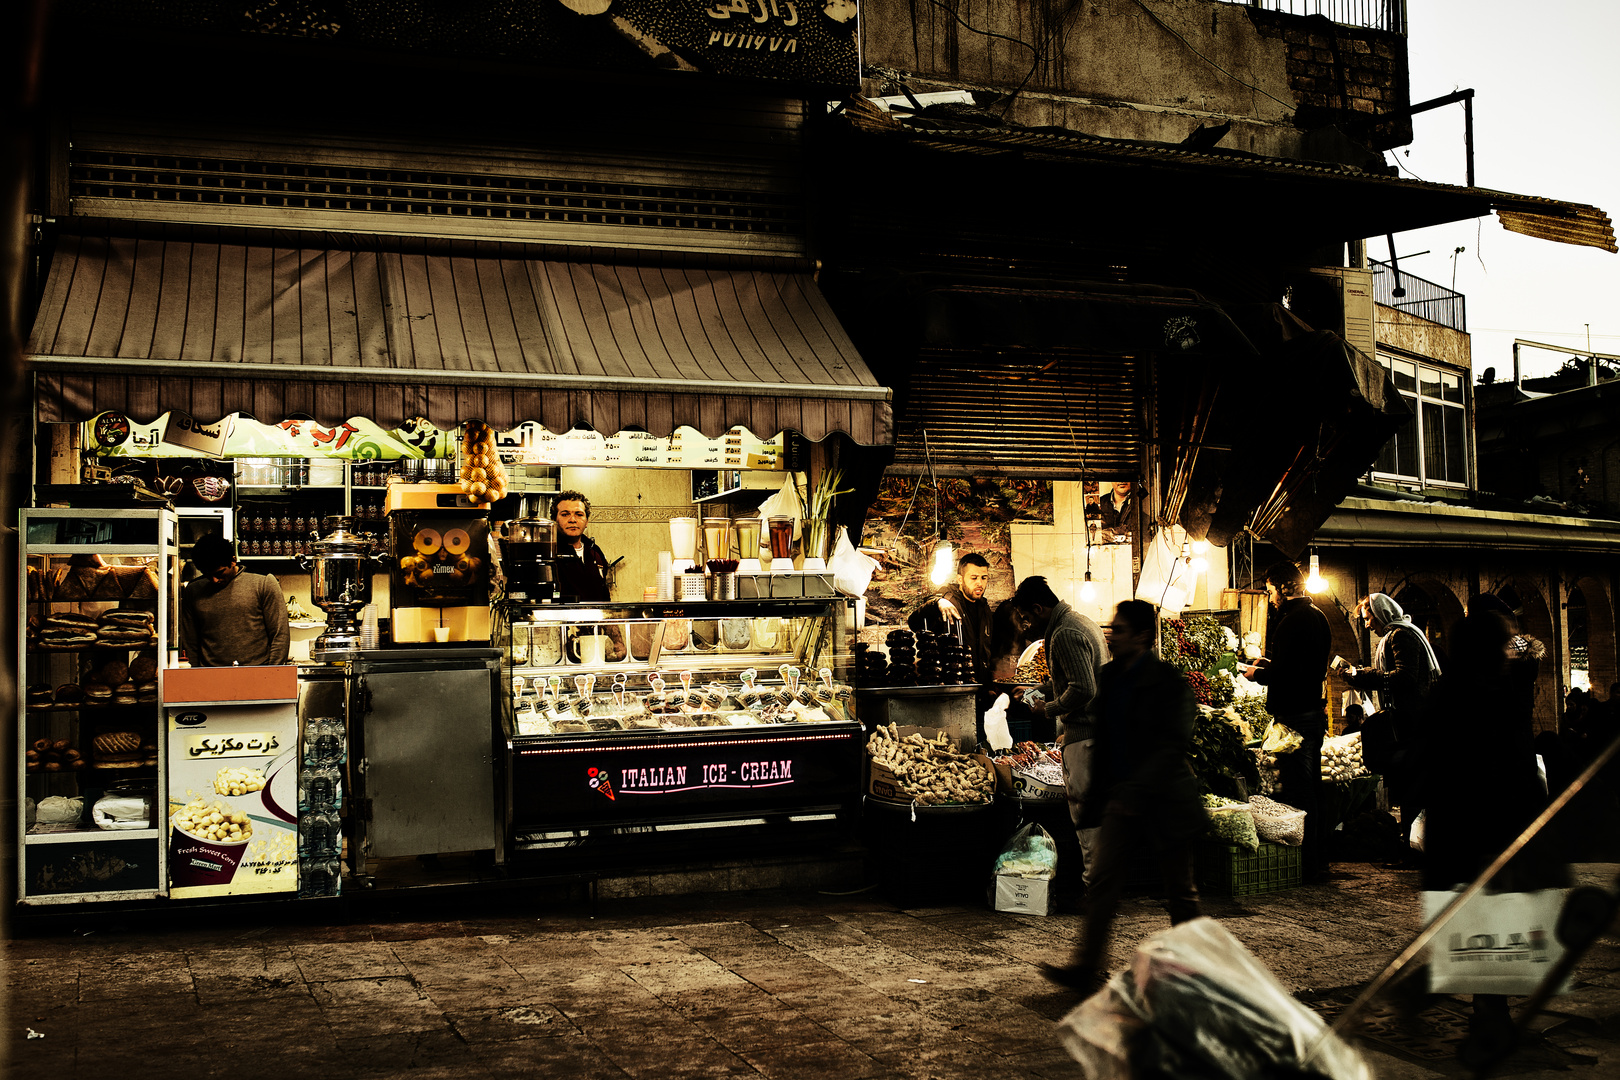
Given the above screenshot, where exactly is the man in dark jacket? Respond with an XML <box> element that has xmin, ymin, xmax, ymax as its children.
<box><xmin>1040</xmin><ymin>599</ymin><xmax>1205</xmax><ymax>991</ymax></box>
<box><xmin>553</xmin><ymin>490</ymin><xmax>611</xmax><ymax>603</ymax></box>
<box><xmin>909</xmin><ymin>553</ymin><xmax>993</xmax><ymax>681</ymax></box>
<box><xmin>1244</xmin><ymin>561</ymin><xmax>1331</xmax><ymax>879</ymax></box>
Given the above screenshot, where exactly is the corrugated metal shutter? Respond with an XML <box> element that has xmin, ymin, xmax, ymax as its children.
<box><xmin>64</xmin><ymin>100</ymin><xmax>806</xmax><ymax>256</ymax></box>
<box><xmin>892</xmin><ymin>353</ymin><xmax>1143</xmax><ymax>477</ymax></box>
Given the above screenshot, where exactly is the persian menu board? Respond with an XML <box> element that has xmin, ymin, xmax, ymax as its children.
<box><xmin>501</xmin><ymin>424</ymin><xmax>784</xmax><ymax>470</ymax></box>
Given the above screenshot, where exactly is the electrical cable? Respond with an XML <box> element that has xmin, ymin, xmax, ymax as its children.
<box><xmin>1128</xmin><ymin>0</ymin><xmax>1297</xmax><ymax>112</ymax></box>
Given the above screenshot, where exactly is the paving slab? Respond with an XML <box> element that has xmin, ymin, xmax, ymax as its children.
<box><xmin>6</xmin><ymin>860</ymin><xmax>1620</xmax><ymax>1079</ymax></box>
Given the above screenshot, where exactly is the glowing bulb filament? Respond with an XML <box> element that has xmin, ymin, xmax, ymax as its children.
<box><xmin>930</xmin><ymin>540</ymin><xmax>956</xmax><ymax>587</ymax></box>
<box><xmin>1079</xmin><ymin>572</ymin><xmax>1096</xmax><ymax>602</ymax></box>
<box><xmin>1305</xmin><ymin>554</ymin><xmax>1328</xmax><ymax>595</ymax></box>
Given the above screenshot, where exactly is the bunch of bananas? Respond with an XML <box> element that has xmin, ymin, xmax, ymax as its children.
<box><xmin>459</xmin><ymin>421</ymin><xmax>508</xmax><ymax>506</ymax></box>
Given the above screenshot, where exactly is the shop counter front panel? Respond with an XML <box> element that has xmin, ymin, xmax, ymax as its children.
<box><xmin>361</xmin><ymin>664</ymin><xmax>500</xmax><ymax>858</ymax></box>
<box><xmin>511</xmin><ymin>724</ymin><xmax>862</xmax><ymax>831</ymax></box>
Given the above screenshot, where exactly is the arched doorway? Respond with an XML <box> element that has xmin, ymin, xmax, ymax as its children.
<box><xmin>1573</xmin><ymin>574</ymin><xmax>1618</xmax><ymax>698</ymax></box>
<box><xmin>1395</xmin><ymin>580</ymin><xmax>1464</xmax><ymax>673</ymax></box>
<box><xmin>1498</xmin><ymin>581</ymin><xmax>1558</xmax><ymax>734</ymax></box>
<box><xmin>1569</xmin><ymin>587</ymin><xmax>1590</xmax><ymax>693</ymax></box>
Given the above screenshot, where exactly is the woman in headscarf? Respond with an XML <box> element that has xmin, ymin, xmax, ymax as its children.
<box><xmin>1341</xmin><ymin>592</ymin><xmax>1443</xmax><ymax>842</ymax></box>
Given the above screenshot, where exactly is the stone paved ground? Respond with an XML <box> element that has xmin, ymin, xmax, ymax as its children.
<box><xmin>5</xmin><ymin>861</ymin><xmax>1620</xmax><ymax>1079</ymax></box>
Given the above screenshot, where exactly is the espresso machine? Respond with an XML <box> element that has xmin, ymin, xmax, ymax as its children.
<box><xmin>298</xmin><ymin>517</ymin><xmax>384</xmax><ymax>660</ymax></box>
<box><xmin>500</xmin><ymin>516</ymin><xmax>558</xmax><ymax>604</ymax></box>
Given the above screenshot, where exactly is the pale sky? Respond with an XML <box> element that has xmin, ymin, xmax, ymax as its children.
<box><xmin>1387</xmin><ymin>0</ymin><xmax>1620</xmax><ymax>381</ymax></box>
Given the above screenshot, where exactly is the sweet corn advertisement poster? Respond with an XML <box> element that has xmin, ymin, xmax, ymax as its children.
<box><xmin>167</xmin><ymin>703</ymin><xmax>300</xmax><ymax>898</ymax></box>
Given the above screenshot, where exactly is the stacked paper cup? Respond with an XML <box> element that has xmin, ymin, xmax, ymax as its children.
<box><xmin>656</xmin><ymin>550</ymin><xmax>674</xmax><ymax>601</ymax></box>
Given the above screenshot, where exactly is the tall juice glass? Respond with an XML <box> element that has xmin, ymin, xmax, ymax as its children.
<box><xmin>734</xmin><ymin>516</ymin><xmax>761</xmax><ymax>562</ymax></box>
<box><xmin>669</xmin><ymin>517</ymin><xmax>698</xmax><ymax>563</ymax></box>
<box><xmin>702</xmin><ymin>517</ymin><xmax>732</xmax><ymax>562</ymax></box>
<box><xmin>767</xmin><ymin>515</ymin><xmax>794</xmax><ymax>566</ymax></box>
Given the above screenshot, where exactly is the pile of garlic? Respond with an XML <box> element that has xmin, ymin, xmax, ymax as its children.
<box><xmin>1321</xmin><ymin>731</ymin><xmax>1369</xmax><ymax>782</ymax></box>
<box><xmin>1253</xmin><ymin>747</ymin><xmax>1279</xmax><ymax>797</ymax></box>
<box><xmin>458</xmin><ymin>421</ymin><xmax>508</xmax><ymax>507</ymax></box>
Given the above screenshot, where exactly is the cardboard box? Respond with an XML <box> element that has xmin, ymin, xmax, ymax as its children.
<box><xmin>991</xmin><ymin>759</ymin><xmax>1066</xmax><ymax>801</ymax></box>
<box><xmin>867</xmin><ymin>726</ymin><xmax>996</xmax><ymax>802</ymax></box>
<box><xmin>994</xmin><ymin>875</ymin><xmax>1054</xmax><ymax>915</ymax></box>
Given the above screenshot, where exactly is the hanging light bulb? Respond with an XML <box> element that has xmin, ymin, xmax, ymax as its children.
<box><xmin>1306</xmin><ymin>553</ymin><xmax>1328</xmax><ymax>594</ymax></box>
<box><xmin>930</xmin><ymin>536</ymin><xmax>955</xmax><ymax>587</ymax></box>
<box><xmin>1079</xmin><ymin>571</ymin><xmax>1096</xmax><ymax>603</ymax></box>
<box><xmin>1191</xmin><ymin>539</ymin><xmax>1209</xmax><ymax>556</ymax></box>
<box><xmin>1190</xmin><ymin>553</ymin><xmax>1209</xmax><ymax>575</ymax></box>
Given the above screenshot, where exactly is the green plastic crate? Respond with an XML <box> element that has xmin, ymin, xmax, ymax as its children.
<box><xmin>1197</xmin><ymin>840</ymin><xmax>1302</xmax><ymax>896</ymax></box>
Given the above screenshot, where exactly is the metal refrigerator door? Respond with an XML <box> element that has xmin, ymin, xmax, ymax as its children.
<box><xmin>363</xmin><ymin>666</ymin><xmax>497</xmax><ymax>857</ymax></box>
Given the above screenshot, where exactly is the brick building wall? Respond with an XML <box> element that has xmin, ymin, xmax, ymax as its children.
<box><xmin>1249</xmin><ymin>10</ymin><xmax>1412</xmax><ymax>149</ymax></box>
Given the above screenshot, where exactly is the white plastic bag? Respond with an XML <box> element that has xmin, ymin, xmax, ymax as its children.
<box><xmin>1205</xmin><ymin>798</ymin><xmax>1260</xmax><ymax>852</ymax></box>
<box><xmin>92</xmin><ymin>794</ymin><xmax>153</xmax><ymax>830</ymax></box>
<box><xmin>828</xmin><ymin>526</ymin><xmax>877</xmax><ymax>598</ymax></box>
<box><xmin>1248</xmin><ymin>795</ymin><xmax>1306</xmax><ymax>847</ymax></box>
<box><xmin>993</xmin><ymin>821</ymin><xmax>1058</xmax><ymax>879</ymax></box>
<box><xmin>755</xmin><ymin>474</ymin><xmax>805</xmax><ymax>543</ymax></box>
<box><xmin>1422</xmin><ymin>887</ymin><xmax>1572</xmax><ymax>996</ymax></box>
<box><xmin>1057</xmin><ymin>917</ymin><xmax>1371</xmax><ymax>1080</ymax></box>
<box><xmin>1408</xmin><ymin>808</ymin><xmax>1426</xmax><ymax>852</ymax></box>
<box><xmin>1134</xmin><ymin>524</ymin><xmax>1199</xmax><ymax>613</ymax></box>
<box><xmin>35</xmin><ymin>796</ymin><xmax>84</xmax><ymax>825</ymax></box>
<box><xmin>982</xmin><ymin>692</ymin><xmax>1013</xmax><ymax>751</ymax></box>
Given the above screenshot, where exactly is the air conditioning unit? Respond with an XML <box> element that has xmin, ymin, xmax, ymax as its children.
<box><xmin>1306</xmin><ymin>266</ymin><xmax>1377</xmax><ymax>360</ymax></box>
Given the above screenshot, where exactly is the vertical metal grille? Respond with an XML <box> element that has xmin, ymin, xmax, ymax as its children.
<box><xmin>1240</xmin><ymin>0</ymin><xmax>1404</xmax><ymax>33</ymax></box>
<box><xmin>892</xmin><ymin>354</ymin><xmax>1143</xmax><ymax>477</ymax></box>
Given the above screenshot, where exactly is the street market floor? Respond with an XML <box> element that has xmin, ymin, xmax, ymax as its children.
<box><xmin>6</xmin><ymin>860</ymin><xmax>1620</xmax><ymax>1080</ymax></box>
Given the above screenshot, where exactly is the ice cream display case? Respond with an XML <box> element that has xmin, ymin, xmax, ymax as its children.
<box><xmin>500</xmin><ymin>597</ymin><xmax>863</xmax><ymax>838</ymax></box>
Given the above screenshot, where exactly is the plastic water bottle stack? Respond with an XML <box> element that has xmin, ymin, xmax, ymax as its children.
<box><xmin>298</xmin><ymin>715</ymin><xmax>346</xmax><ymax>897</ymax></box>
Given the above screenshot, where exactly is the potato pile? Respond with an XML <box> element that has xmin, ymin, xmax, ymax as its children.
<box><xmin>867</xmin><ymin>724</ymin><xmax>994</xmax><ymax>806</ymax></box>
<box><xmin>458</xmin><ymin>421</ymin><xmax>508</xmax><ymax>507</ymax></box>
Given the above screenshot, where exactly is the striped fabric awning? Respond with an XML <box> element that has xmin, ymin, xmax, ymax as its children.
<box><xmin>27</xmin><ymin>232</ymin><xmax>891</xmax><ymax>444</ymax></box>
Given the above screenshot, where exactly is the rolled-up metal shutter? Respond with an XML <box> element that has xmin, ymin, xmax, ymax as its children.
<box><xmin>891</xmin><ymin>353</ymin><xmax>1143</xmax><ymax>478</ymax></box>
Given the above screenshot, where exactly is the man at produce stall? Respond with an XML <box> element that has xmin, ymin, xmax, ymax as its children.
<box><xmin>1088</xmin><ymin>480</ymin><xmax>1139</xmax><ymax>540</ymax></box>
<box><xmin>908</xmin><ymin>552</ymin><xmax>994</xmax><ymax>680</ymax></box>
<box><xmin>1039</xmin><ymin>599</ymin><xmax>1205</xmax><ymax>993</ymax></box>
<box><xmin>1242</xmin><ymin>561</ymin><xmax>1331</xmax><ymax>881</ymax></box>
<box><xmin>1008</xmin><ymin>575</ymin><xmax>1108</xmax><ymax>886</ymax></box>
<box><xmin>179</xmin><ymin>533</ymin><xmax>290</xmax><ymax>667</ymax></box>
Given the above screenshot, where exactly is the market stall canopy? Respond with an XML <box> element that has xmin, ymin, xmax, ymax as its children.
<box><xmin>1175</xmin><ymin>305</ymin><xmax>1410</xmax><ymax>559</ymax></box>
<box><xmin>28</xmin><ymin>232</ymin><xmax>891</xmax><ymax>445</ymax></box>
<box><xmin>838</xmin><ymin>100</ymin><xmax>1616</xmax><ymax>254</ymax></box>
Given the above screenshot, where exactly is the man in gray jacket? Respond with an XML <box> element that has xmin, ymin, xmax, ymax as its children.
<box><xmin>1010</xmin><ymin>576</ymin><xmax>1108</xmax><ymax>887</ymax></box>
<box><xmin>181</xmin><ymin>534</ymin><xmax>291</xmax><ymax>667</ymax></box>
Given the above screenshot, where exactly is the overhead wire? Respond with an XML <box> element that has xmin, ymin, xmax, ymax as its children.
<box><xmin>1128</xmin><ymin>0</ymin><xmax>1298</xmax><ymax>113</ymax></box>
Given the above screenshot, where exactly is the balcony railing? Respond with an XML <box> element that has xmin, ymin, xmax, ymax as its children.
<box><xmin>1241</xmin><ymin>1</ymin><xmax>1406</xmax><ymax>33</ymax></box>
<box><xmin>1370</xmin><ymin>259</ymin><xmax>1467</xmax><ymax>332</ymax></box>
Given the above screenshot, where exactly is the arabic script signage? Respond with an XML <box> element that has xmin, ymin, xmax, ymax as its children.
<box><xmin>595</xmin><ymin>0</ymin><xmax>859</xmax><ymax>86</ymax></box>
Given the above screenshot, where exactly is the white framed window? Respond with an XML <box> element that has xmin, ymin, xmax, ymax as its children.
<box><xmin>1372</xmin><ymin>354</ymin><xmax>1470</xmax><ymax>488</ymax></box>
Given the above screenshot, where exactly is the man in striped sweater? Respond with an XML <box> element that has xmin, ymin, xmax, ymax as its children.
<box><xmin>1011</xmin><ymin>576</ymin><xmax>1108</xmax><ymax>889</ymax></box>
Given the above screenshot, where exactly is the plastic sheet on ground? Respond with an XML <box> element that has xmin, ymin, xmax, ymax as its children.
<box><xmin>1056</xmin><ymin>917</ymin><xmax>1371</xmax><ymax>1080</ymax></box>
